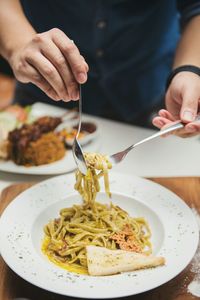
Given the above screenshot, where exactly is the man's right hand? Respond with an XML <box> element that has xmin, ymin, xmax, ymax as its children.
<box><xmin>9</xmin><ymin>28</ymin><xmax>89</xmax><ymax>101</ymax></box>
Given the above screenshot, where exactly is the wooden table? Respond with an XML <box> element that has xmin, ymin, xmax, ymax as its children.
<box><xmin>0</xmin><ymin>178</ymin><xmax>199</xmax><ymax>300</ymax></box>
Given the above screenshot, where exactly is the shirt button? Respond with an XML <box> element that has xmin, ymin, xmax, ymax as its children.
<box><xmin>96</xmin><ymin>20</ymin><xmax>107</xmax><ymax>29</ymax></box>
<box><xmin>96</xmin><ymin>49</ymin><xmax>104</xmax><ymax>58</ymax></box>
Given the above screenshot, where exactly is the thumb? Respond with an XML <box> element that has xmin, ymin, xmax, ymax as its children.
<box><xmin>180</xmin><ymin>89</ymin><xmax>199</xmax><ymax>123</ymax></box>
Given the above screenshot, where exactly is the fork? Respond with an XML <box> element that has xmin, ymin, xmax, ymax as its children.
<box><xmin>72</xmin><ymin>85</ymin><xmax>88</xmax><ymax>175</ymax></box>
<box><xmin>109</xmin><ymin>115</ymin><xmax>200</xmax><ymax>166</ymax></box>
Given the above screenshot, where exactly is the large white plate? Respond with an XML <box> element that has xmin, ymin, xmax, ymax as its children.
<box><xmin>0</xmin><ymin>102</ymin><xmax>100</xmax><ymax>175</ymax></box>
<box><xmin>0</xmin><ymin>172</ymin><xmax>199</xmax><ymax>299</ymax></box>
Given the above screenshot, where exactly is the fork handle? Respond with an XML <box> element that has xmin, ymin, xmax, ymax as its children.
<box><xmin>130</xmin><ymin>115</ymin><xmax>200</xmax><ymax>150</ymax></box>
<box><xmin>133</xmin><ymin>122</ymin><xmax>183</xmax><ymax>148</ymax></box>
<box><xmin>121</xmin><ymin>114</ymin><xmax>200</xmax><ymax>157</ymax></box>
<box><xmin>76</xmin><ymin>85</ymin><xmax>82</xmax><ymax>135</ymax></box>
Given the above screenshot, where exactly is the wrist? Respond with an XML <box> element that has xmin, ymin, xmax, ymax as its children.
<box><xmin>4</xmin><ymin>29</ymin><xmax>36</xmax><ymax>64</ymax></box>
<box><xmin>166</xmin><ymin>65</ymin><xmax>200</xmax><ymax>90</ymax></box>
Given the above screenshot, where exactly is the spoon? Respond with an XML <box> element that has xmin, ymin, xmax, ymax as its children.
<box><xmin>72</xmin><ymin>85</ymin><xmax>87</xmax><ymax>175</ymax></box>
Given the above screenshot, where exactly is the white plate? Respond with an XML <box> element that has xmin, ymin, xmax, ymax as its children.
<box><xmin>0</xmin><ymin>102</ymin><xmax>100</xmax><ymax>175</ymax></box>
<box><xmin>0</xmin><ymin>172</ymin><xmax>198</xmax><ymax>299</ymax></box>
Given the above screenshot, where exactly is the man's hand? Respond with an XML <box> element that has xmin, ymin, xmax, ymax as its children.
<box><xmin>153</xmin><ymin>71</ymin><xmax>200</xmax><ymax>137</ymax></box>
<box><xmin>9</xmin><ymin>28</ymin><xmax>89</xmax><ymax>101</ymax></box>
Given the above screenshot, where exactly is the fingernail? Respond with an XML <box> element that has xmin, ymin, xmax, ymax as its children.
<box><xmin>155</xmin><ymin>119</ymin><xmax>165</xmax><ymax>127</ymax></box>
<box><xmin>78</xmin><ymin>72</ymin><xmax>87</xmax><ymax>82</ymax></box>
<box><xmin>186</xmin><ymin>125</ymin><xmax>196</xmax><ymax>132</ymax></box>
<box><xmin>53</xmin><ymin>94</ymin><xmax>60</xmax><ymax>101</ymax></box>
<box><xmin>158</xmin><ymin>120</ymin><xmax>165</xmax><ymax>127</ymax></box>
<box><xmin>72</xmin><ymin>90</ymin><xmax>78</xmax><ymax>100</ymax></box>
<box><xmin>183</xmin><ymin>111</ymin><xmax>194</xmax><ymax>122</ymax></box>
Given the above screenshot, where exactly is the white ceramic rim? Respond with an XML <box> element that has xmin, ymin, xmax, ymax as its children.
<box><xmin>0</xmin><ymin>172</ymin><xmax>199</xmax><ymax>299</ymax></box>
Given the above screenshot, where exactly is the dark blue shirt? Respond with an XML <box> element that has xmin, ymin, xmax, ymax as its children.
<box><xmin>18</xmin><ymin>0</ymin><xmax>200</xmax><ymax>122</ymax></box>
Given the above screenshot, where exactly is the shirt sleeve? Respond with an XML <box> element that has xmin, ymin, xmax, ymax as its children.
<box><xmin>177</xmin><ymin>0</ymin><xmax>200</xmax><ymax>26</ymax></box>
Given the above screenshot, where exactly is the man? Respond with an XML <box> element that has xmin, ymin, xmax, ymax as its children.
<box><xmin>0</xmin><ymin>0</ymin><xmax>200</xmax><ymax>136</ymax></box>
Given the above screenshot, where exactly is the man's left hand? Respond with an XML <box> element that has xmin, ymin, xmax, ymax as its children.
<box><xmin>153</xmin><ymin>71</ymin><xmax>200</xmax><ymax>137</ymax></box>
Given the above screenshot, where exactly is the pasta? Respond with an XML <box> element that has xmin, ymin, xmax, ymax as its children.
<box><xmin>42</xmin><ymin>152</ymin><xmax>152</xmax><ymax>274</ymax></box>
<box><xmin>75</xmin><ymin>153</ymin><xmax>112</xmax><ymax>204</ymax></box>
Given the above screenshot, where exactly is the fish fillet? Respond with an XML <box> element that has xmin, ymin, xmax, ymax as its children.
<box><xmin>86</xmin><ymin>246</ymin><xmax>165</xmax><ymax>276</ymax></box>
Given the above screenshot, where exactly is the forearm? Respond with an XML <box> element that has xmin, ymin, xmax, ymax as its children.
<box><xmin>173</xmin><ymin>15</ymin><xmax>200</xmax><ymax>68</ymax></box>
<box><xmin>0</xmin><ymin>0</ymin><xmax>36</xmax><ymax>62</ymax></box>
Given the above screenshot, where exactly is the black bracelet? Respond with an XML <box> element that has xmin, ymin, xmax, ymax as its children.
<box><xmin>166</xmin><ymin>65</ymin><xmax>200</xmax><ymax>90</ymax></box>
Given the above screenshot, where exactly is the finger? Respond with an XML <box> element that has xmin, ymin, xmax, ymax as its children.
<box><xmin>158</xmin><ymin>109</ymin><xmax>176</xmax><ymax>121</ymax></box>
<box><xmin>178</xmin><ymin>132</ymin><xmax>198</xmax><ymax>138</ymax></box>
<box><xmin>154</xmin><ymin>112</ymin><xmax>200</xmax><ymax>137</ymax></box>
<box><xmin>26</xmin><ymin>52</ymin><xmax>70</xmax><ymax>101</ymax></box>
<box><xmin>171</xmin><ymin>128</ymin><xmax>198</xmax><ymax>138</ymax></box>
<box><xmin>161</xmin><ymin>119</ymin><xmax>199</xmax><ymax>137</ymax></box>
<box><xmin>25</xmin><ymin>63</ymin><xmax>60</xmax><ymax>100</ymax></box>
<box><xmin>185</xmin><ymin>120</ymin><xmax>200</xmax><ymax>133</ymax></box>
<box><xmin>152</xmin><ymin>116</ymin><xmax>171</xmax><ymax>129</ymax></box>
<box><xmin>31</xmin><ymin>75</ymin><xmax>60</xmax><ymax>101</ymax></box>
<box><xmin>40</xmin><ymin>39</ymin><xmax>79</xmax><ymax>100</ymax></box>
<box><xmin>158</xmin><ymin>109</ymin><xmax>169</xmax><ymax>118</ymax></box>
<box><xmin>153</xmin><ymin>118</ymin><xmax>187</xmax><ymax>137</ymax></box>
<box><xmin>80</xmin><ymin>55</ymin><xmax>89</xmax><ymax>72</ymax></box>
<box><xmin>161</xmin><ymin>120</ymin><xmax>183</xmax><ymax>137</ymax></box>
<box><xmin>51</xmin><ymin>29</ymin><xmax>88</xmax><ymax>83</ymax></box>
<box><xmin>165</xmin><ymin>88</ymin><xmax>181</xmax><ymax>120</ymax></box>
<box><xmin>180</xmin><ymin>89</ymin><xmax>199</xmax><ymax>123</ymax></box>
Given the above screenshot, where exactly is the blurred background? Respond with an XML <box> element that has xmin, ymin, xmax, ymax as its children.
<box><xmin>0</xmin><ymin>55</ymin><xmax>15</xmax><ymax>109</ymax></box>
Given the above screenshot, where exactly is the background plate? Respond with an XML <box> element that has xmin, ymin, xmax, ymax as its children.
<box><xmin>0</xmin><ymin>102</ymin><xmax>100</xmax><ymax>175</ymax></box>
